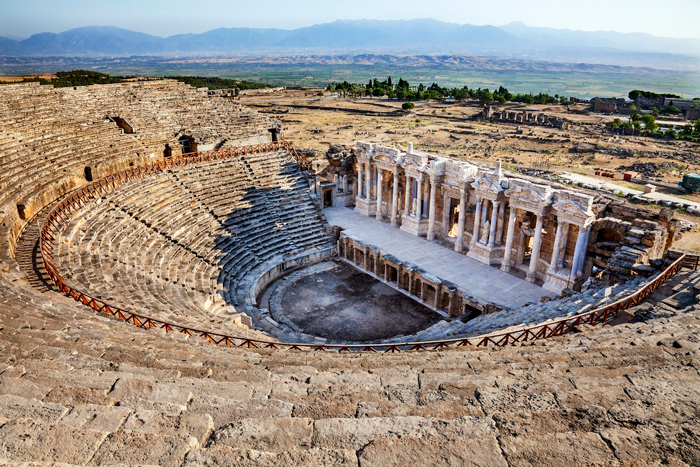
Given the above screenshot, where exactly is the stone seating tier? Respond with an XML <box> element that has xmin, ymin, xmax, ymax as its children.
<box><xmin>54</xmin><ymin>150</ymin><xmax>333</xmax><ymax>337</ymax></box>
<box><xmin>1</xmin><ymin>261</ymin><xmax>699</xmax><ymax>466</ymax></box>
<box><xmin>0</xmin><ymin>80</ymin><xmax>276</xmax><ymax>263</ymax></box>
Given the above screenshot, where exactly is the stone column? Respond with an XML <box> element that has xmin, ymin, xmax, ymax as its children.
<box><xmin>500</xmin><ymin>207</ymin><xmax>517</xmax><ymax>272</ymax></box>
<box><xmin>404</xmin><ymin>175</ymin><xmax>412</xmax><ymax>217</ymax></box>
<box><xmin>549</xmin><ymin>220</ymin><xmax>565</xmax><ymax>271</ymax></box>
<box><xmin>496</xmin><ymin>202</ymin><xmax>505</xmax><ymax>244</ymax></box>
<box><xmin>455</xmin><ymin>187</ymin><xmax>467</xmax><ymax>253</ymax></box>
<box><xmin>572</xmin><ymin>225</ymin><xmax>591</xmax><ymax>276</ymax></box>
<box><xmin>416</xmin><ymin>175</ymin><xmax>424</xmax><ymax>218</ymax></box>
<box><xmin>391</xmin><ymin>170</ymin><xmax>399</xmax><ymax>226</ymax></box>
<box><xmin>357</xmin><ymin>162</ymin><xmax>363</xmax><ymax>199</ymax></box>
<box><xmin>472</xmin><ymin>197</ymin><xmax>482</xmax><ymax>243</ymax></box>
<box><xmin>526</xmin><ymin>214</ymin><xmax>544</xmax><ymax>283</ymax></box>
<box><xmin>427</xmin><ymin>176</ymin><xmax>438</xmax><ymax>240</ymax></box>
<box><xmin>375</xmin><ymin>169</ymin><xmax>383</xmax><ymax>220</ymax></box>
<box><xmin>487</xmin><ymin>200</ymin><xmax>500</xmax><ymax>247</ymax></box>
<box><xmin>365</xmin><ymin>161</ymin><xmax>371</xmax><ymax>200</ymax></box>
<box><xmin>441</xmin><ymin>193</ymin><xmax>451</xmax><ymax>238</ymax></box>
<box><xmin>559</xmin><ymin>223</ymin><xmax>570</xmax><ymax>264</ymax></box>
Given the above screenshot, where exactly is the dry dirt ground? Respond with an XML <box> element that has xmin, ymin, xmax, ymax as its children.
<box><xmin>241</xmin><ymin>87</ymin><xmax>700</xmax><ymax>233</ymax></box>
<box><xmin>242</xmin><ymin>88</ymin><xmax>700</xmax><ymax>195</ymax></box>
<box><xmin>0</xmin><ymin>74</ymin><xmax>55</xmax><ymax>83</ymax></box>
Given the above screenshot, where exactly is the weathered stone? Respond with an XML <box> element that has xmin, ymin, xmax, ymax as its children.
<box><xmin>209</xmin><ymin>417</ymin><xmax>313</xmax><ymax>452</ymax></box>
<box><xmin>183</xmin><ymin>445</ymin><xmax>356</xmax><ymax>467</ymax></box>
<box><xmin>358</xmin><ymin>436</ymin><xmax>508</xmax><ymax>467</ymax></box>
<box><xmin>500</xmin><ymin>432</ymin><xmax>613</xmax><ymax>466</ymax></box>
<box><xmin>312</xmin><ymin>416</ymin><xmax>496</xmax><ymax>450</ymax></box>
<box><xmin>0</xmin><ymin>418</ymin><xmax>107</xmax><ymax>465</ymax></box>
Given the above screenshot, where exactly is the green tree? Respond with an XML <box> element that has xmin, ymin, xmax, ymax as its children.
<box><xmin>402</xmin><ymin>102</ymin><xmax>415</xmax><ymax>111</ymax></box>
<box><xmin>641</xmin><ymin>114</ymin><xmax>658</xmax><ymax>133</ymax></box>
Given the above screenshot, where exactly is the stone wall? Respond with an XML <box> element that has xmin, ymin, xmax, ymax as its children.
<box><xmin>477</xmin><ymin>105</ymin><xmax>570</xmax><ymax>129</ymax></box>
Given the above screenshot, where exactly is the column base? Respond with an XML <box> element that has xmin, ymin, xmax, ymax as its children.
<box><xmin>400</xmin><ymin>215</ymin><xmax>429</xmax><ymax>236</ymax></box>
<box><xmin>391</xmin><ymin>218</ymin><xmax>398</xmax><ymax>227</ymax></box>
<box><xmin>354</xmin><ymin>197</ymin><xmax>377</xmax><ymax>217</ymax></box>
<box><xmin>500</xmin><ymin>261</ymin><xmax>512</xmax><ymax>272</ymax></box>
<box><xmin>466</xmin><ymin>241</ymin><xmax>504</xmax><ymax>266</ymax></box>
<box><xmin>427</xmin><ymin>231</ymin><xmax>435</xmax><ymax>241</ymax></box>
<box><xmin>525</xmin><ymin>271</ymin><xmax>537</xmax><ymax>283</ymax></box>
<box><xmin>542</xmin><ymin>268</ymin><xmax>574</xmax><ymax>295</ymax></box>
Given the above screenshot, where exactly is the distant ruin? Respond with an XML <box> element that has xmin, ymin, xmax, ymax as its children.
<box><xmin>476</xmin><ymin>104</ymin><xmax>570</xmax><ymax>129</ymax></box>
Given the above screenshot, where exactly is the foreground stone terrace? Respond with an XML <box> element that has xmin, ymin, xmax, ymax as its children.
<box><xmin>0</xmin><ymin>264</ymin><xmax>699</xmax><ymax>466</ymax></box>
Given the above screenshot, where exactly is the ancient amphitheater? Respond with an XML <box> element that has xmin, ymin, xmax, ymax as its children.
<box><xmin>0</xmin><ymin>79</ymin><xmax>699</xmax><ymax>466</ymax></box>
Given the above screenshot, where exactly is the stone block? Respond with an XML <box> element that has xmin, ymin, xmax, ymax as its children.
<box><xmin>0</xmin><ymin>376</ymin><xmax>51</xmax><ymax>400</ymax></box>
<box><xmin>182</xmin><ymin>445</ymin><xmax>356</xmax><ymax>467</ymax></box>
<box><xmin>0</xmin><ymin>418</ymin><xmax>107</xmax><ymax>465</ymax></box>
<box><xmin>358</xmin><ymin>435</ymin><xmax>508</xmax><ymax>467</ymax></box>
<box><xmin>500</xmin><ymin>431</ymin><xmax>613</xmax><ymax>466</ymax></box>
<box><xmin>188</xmin><ymin>395</ymin><xmax>293</xmax><ymax>428</ymax></box>
<box><xmin>107</xmin><ymin>377</ymin><xmax>193</xmax><ymax>406</ymax></box>
<box><xmin>0</xmin><ymin>395</ymin><xmax>67</xmax><ymax>424</ymax></box>
<box><xmin>209</xmin><ymin>417</ymin><xmax>313</xmax><ymax>452</ymax></box>
<box><xmin>311</xmin><ymin>416</ymin><xmax>496</xmax><ymax>451</ymax></box>
<box><xmin>59</xmin><ymin>404</ymin><xmax>132</xmax><ymax>432</ymax></box>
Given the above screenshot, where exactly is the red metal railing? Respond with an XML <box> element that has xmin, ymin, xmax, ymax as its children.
<box><xmin>39</xmin><ymin>142</ymin><xmax>687</xmax><ymax>352</ymax></box>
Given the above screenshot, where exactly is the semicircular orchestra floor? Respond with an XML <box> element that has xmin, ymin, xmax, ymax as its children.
<box><xmin>267</xmin><ymin>261</ymin><xmax>443</xmax><ymax>341</ymax></box>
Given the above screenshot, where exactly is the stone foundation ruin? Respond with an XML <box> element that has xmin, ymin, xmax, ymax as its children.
<box><xmin>477</xmin><ymin>104</ymin><xmax>570</xmax><ymax>128</ymax></box>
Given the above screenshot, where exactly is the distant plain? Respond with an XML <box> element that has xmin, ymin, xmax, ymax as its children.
<box><xmin>2</xmin><ymin>55</ymin><xmax>699</xmax><ymax>98</ymax></box>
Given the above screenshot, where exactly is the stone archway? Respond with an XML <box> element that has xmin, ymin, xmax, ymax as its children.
<box><xmin>178</xmin><ymin>135</ymin><xmax>196</xmax><ymax>155</ymax></box>
<box><xmin>594</xmin><ymin>227</ymin><xmax>622</xmax><ymax>244</ymax></box>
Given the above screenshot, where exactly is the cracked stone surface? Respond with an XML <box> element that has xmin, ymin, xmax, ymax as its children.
<box><xmin>1</xmin><ymin>263</ymin><xmax>699</xmax><ymax>466</ymax></box>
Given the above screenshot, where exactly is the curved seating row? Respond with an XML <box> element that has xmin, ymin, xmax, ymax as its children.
<box><xmin>54</xmin><ymin>149</ymin><xmax>333</xmax><ymax>336</ymax></box>
<box><xmin>0</xmin><ymin>80</ymin><xmax>274</xmax><ymax>264</ymax></box>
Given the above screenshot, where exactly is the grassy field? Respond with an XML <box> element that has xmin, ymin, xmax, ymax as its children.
<box><xmin>149</xmin><ymin>65</ymin><xmax>700</xmax><ymax>99</ymax></box>
<box><xmin>2</xmin><ymin>57</ymin><xmax>699</xmax><ymax>98</ymax></box>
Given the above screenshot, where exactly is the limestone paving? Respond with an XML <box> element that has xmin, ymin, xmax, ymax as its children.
<box><xmin>326</xmin><ymin>206</ymin><xmax>554</xmax><ymax>310</ymax></box>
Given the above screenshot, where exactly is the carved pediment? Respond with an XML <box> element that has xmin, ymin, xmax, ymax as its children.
<box><xmin>374</xmin><ymin>153</ymin><xmax>397</xmax><ymax>165</ymax></box>
<box><xmin>506</xmin><ymin>180</ymin><xmax>553</xmax><ymax>209</ymax></box>
<box><xmin>471</xmin><ymin>171</ymin><xmax>504</xmax><ymax>195</ymax></box>
<box><xmin>553</xmin><ymin>191</ymin><xmax>595</xmax><ymax>223</ymax></box>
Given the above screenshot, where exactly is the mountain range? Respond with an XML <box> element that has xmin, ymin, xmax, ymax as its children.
<box><xmin>1</xmin><ymin>20</ymin><xmax>698</xmax><ymax>69</ymax></box>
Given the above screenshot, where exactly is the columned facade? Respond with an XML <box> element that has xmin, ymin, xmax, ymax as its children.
<box><xmin>351</xmin><ymin>142</ymin><xmax>597</xmax><ymax>295</ymax></box>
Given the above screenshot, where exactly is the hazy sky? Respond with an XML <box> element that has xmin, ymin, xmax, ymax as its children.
<box><xmin>3</xmin><ymin>0</ymin><xmax>700</xmax><ymax>39</ymax></box>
